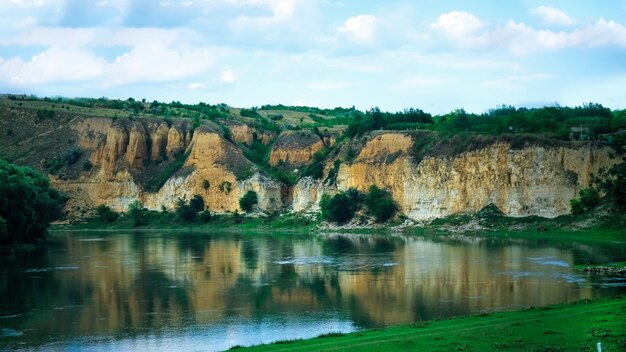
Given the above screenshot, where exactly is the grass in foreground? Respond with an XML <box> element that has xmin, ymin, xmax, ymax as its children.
<box><xmin>238</xmin><ymin>297</ymin><xmax>626</xmax><ymax>352</ymax></box>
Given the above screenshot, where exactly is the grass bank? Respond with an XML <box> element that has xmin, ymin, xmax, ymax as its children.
<box><xmin>236</xmin><ymin>297</ymin><xmax>626</xmax><ymax>352</ymax></box>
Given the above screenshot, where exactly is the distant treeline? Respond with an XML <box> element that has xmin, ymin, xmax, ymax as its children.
<box><xmin>7</xmin><ymin>95</ymin><xmax>626</xmax><ymax>143</ymax></box>
<box><xmin>347</xmin><ymin>104</ymin><xmax>626</xmax><ymax>142</ymax></box>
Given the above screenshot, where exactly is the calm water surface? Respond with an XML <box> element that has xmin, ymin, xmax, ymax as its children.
<box><xmin>1</xmin><ymin>230</ymin><xmax>625</xmax><ymax>351</ymax></box>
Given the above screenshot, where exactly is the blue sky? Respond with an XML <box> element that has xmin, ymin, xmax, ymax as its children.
<box><xmin>1</xmin><ymin>0</ymin><xmax>625</xmax><ymax>113</ymax></box>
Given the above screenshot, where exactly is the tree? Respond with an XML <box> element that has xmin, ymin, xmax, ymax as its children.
<box><xmin>0</xmin><ymin>159</ymin><xmax>66</xmax><ymax>244</ymax></box>
<box><xmin>127</xmin><ymin>200</ymin><xmax>144</xmax><ymax>227</ymax></box>
<box><xmin>320</xmin><ymin>188</ymin><xmax>363</xmax><ymax>224</ymax></box>
<box><xmin>365</xmin><ymin>185</ymin><xmax>398</xmax><ymax>223</ymax></box>
<box><xmin>175</xmin><ymin>198</ymin><xmax>196</xmax><ymax>223</ymax></box>
<box><xmin>189</xmin><ymin>194</ymin><xmax>205</xmax><ymax>212</ymax></box>
<box><xmin>96</xmin><ymin>205</ymin><xmax>118</xmax><ymax>223</ymax></box>
<box><xmin>239</xmin><ymin>190</ymin><xmax>258</xmax><ymax>212</ymax></box>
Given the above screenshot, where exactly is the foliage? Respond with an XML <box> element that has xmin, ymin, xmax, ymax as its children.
<box><xmin>571</xmin><ymin>157</ymin><xmax>626</xmax><ymax>215</ymax></box>
<box><xmin>127</xmin><ymin>200</ymin><xmax>144</xmax><ymax>227</ymax></box>
<box><xmin>95</xmin><ymin>205</ymin><xmax>118</xmax><ymax>223</ymax></box>
<box><xmin>189</xmin><ymin>194</ymin><xmax>205</xmax><ymax>212</ymax></box>
<box><xmin>198</xmin><ymin>210</ymin><xmax>212</xmax><ymax>223</ymax></box>
<box><xmin>175</xmin><ymin>198</ymin><xmax>197</xmax><ymax>222</ymax></box>
<box><xmin>0</xmin><ymin>159</ymin><xmax>66</xmax><ymax>244</ymax></box>
<box><xmin>594</xmin><ymin>157</ymin><xmax>626</xmax><ymax>211</ymax></box>
<box><xmin>63</xmin><ymin>147</ymin><xmax>83</xmax><ymax>166</ymax></box>
<box><xmin>202</xmin><ymin>179</ymin><xmax>210</xmax><ymax>190</ymax></box>
<box><xmin>219</xmin><ymin>181</ymin><xmax>232</xmax><ymax>194</ymax></box>
<box><xmin>82</xmin><ymin>160</ymin><xmax>93</xmax><ymax>171</ymax></box>
<box><xmin>239</xmin><ymin>190</ymin><xmax>258</xmax><ymax>212</ymax></box>
<box><xmin>320</xmin><ymin>188</ymin><xmax>364</xmax><ymax>224</ymax></box>
<box><xmin>365</xmin><ymin>185</ymin><xmax>398</xmax><ymax>223</ymax></box>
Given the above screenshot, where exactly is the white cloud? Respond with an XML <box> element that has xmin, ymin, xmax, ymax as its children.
<box><xmin>338</xmin><ymin>15</ymin><xmax>379</xmax><ymax>42</ymax></box>
<box><xmin>0</xmin><ymin>26</ymin><xmax>96</xmax><ymax>47</ymax></box>
<box><xmin>431</xmin><ymin>11</ymin><xmax>484</xmax><ymax>37</ymax></box>
<box><xmin>220</xmin><ymin>69</ymin><xmax>236</xmax><ymax>83</ymax></box>
<box><xmin>0</xmin><ymin>47</ymin><xmax>106</xmax><ymax>86</ymax></box>
<box><xmin>531</xmin><ymin>6</ymin><xmax>575</xmax><ymax>26</ymax></box>
<box><xmin>105</xmin><ymin>45</ymin><xmax>216</xmax><ymax>86</ymax></box>
<box><xmin>441</xmin><ymin>17</ymin><xmax>626</xmax><ymax>54</ymax></box>
<box><xmin>188</xmin><ymin>82</ymin><xmax>204</xmax><ymax>90</ymax></box>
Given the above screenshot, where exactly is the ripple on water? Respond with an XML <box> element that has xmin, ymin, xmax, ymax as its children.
<box><xmin>23</xmin><ymin>266</ymin><xmax>79</xmax><ymax>273</ymax></box>
<box><xmin>0</xmin><ymin>328</ymin><xmax>23</xmax><ymax>337</ymax></box>
<box><xmin>527</xmin><ymin>256</ymin><xmax>570</xmax><ymax>268</ymax></box>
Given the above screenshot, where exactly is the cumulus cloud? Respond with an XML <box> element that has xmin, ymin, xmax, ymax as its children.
<box><xmin>338</xmin><ymin>15</ymin><xmax>379</xmax><ymax>42</ymax></box>
<box><xmin>471</xmin><ymin>18</ymin><xmax>626</xmax><ymax>53</ymax></box>
<box><xmin>431</xmin><ymin>11</ymin><xmax>484</xmax><ymax>37</ymax></box>
<box><xmin>104</xmin><ymin>45</ymin><xmax>216</xmax><ymax>86</ymax></box>
<box><xmin>0</xmin><ymin>47</ymin><xmax>106</xmax><ymax>86</ymax></box>
<box><xmin>220</xmin><ymin>69</ymin><xmax>236</xmax><ymax>83</ymax></box>
<box><xmin>531</xmin><ymin>6</ymin><xmax>575</xmax><ymax>26</ymax></box>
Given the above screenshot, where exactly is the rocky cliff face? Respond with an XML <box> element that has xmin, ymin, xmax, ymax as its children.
<box><xmin>292</xmin><ymin>132</ymin><xmax>616</xmax><ymax>220</ymax></box>
<box><xmin>29</xmin><ymin>114</ymin><xmax>621</xmax><ymax>220</ymax></box>
<box><xmin>54</xmin><ymin>118</ymin><xmax>282</xmax><ymax>214</ymax></box>
<box><xmin>269</xmin><ymin>130</ymin><xmax>324</xmax><ymax>166</ymax></box>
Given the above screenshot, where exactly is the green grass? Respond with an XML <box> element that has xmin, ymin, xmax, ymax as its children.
<box><xmin>239</xmin><ymin>297</ymin><xmax>626</xmax><ymax>352</ymax></box>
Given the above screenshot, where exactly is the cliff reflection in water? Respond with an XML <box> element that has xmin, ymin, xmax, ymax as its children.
<box><xmin>1</xmin><ymin>231</ymin><xmax>624</xmax><ymax>344</ymax></box>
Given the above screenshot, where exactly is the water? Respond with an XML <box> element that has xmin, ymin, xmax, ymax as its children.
<box><xmin>1</xmin><ymin>230</ymin><xmax>625</xmax><ymax>351</ymax></box>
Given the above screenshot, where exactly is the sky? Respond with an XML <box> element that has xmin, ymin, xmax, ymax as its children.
<box><xmin>1</xmin><ymin>0</ymin><xmax>626</xmax><ymax>114</ymax></box>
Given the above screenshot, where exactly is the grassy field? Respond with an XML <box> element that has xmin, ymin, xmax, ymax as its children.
<box><xmin>237</xmin><ymin>297</ymin><xmax>626</xmax><ymax>352</ymax></box>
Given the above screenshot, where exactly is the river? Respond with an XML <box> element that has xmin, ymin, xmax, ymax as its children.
<box><xmin>1</xmin><ymin>230</ymin><xmax>625</xmax><ymax>351</ymax></box>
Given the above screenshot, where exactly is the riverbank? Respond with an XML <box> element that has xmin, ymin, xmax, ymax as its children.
<box><xmin>236</xmin><ymin>297</ymin><xmax>626</xmax><ymax>352</ymax></box>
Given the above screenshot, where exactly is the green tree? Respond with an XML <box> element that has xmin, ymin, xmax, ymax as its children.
<box><xmin>127</xmin><ymin>200</ymin><xmax>144</xmax><ymax>227</ymax></box>
<box><xmin>365</xmin><ymin>185</ymin><xmax>398</xmax><ymax>223</ymax></box>
<box><xmin>189</xmin><ymin>194</ymin><xmax>205</xmax><ymax>212</ymax></box>
<box><xmin>0</xmin><ymin>159</ymin><xmax>66</xmax><ymax>244</ymax></box>
<box><xmin>239</xmin><ymin>190</ymin><xmax>258</xmax><ymax>212</ymax></box>
<box><xmin>175</xmin><ymin>198</ymin><xmax>196</xmax><ymax>222</ymax></box>
<box><xmin>320</xmin><ymin>188</ymin><xmax>363</xmax><ymax>224</ymax></box>
<box><xmin>96</xmin><ymin>205</ymin><xmax>118</xmax><ymax>223</ymax></box>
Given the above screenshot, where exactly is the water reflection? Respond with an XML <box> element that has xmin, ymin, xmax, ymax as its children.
<box><xmin>1</xmin><ymin>231</ymin><xmax>625</xmax><ymax>351</ymax></box>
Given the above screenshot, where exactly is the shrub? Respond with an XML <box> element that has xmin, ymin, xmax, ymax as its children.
<box><xmin>82</xmin><ymin>160</ymin><xmax>93</xmax><ymax>171</ymax></box>
<box><xmin>365</xmin><ymin>185</ymin><xmax>398</xmax><ymax>223</ymax></box>
<box><xmin>198</xmin><ymin>210</ymin><xmax>212</xmax><ymax>223</ymax></box>
<box><xmin>0</xmin><ymin>160</ymin><xmax>66</xmax><ymax>244</ymax></box>
<box><xmin>239</xmin><ymin>190</ymin><xmax>258</xmax><ymax>212</ymax></box>
<box><xmin>320</xmin><ymin>188</ymin><xmax>363</xmax><ymax>224</ymax></box>
<box><xmin>189</xmin><ymin>194</ymin><xmax>205</xmax><ymax>212</ymax></box>
<box><xmin>96</xmin><ymin>205</ymin><xmax>118</xmax><ymax>223</ymax></box>
<box><xmin>202</xmin><ymin>179</ymin><xmax>210</xmax><ymax>190</ymax></box>
<box><xmin>63</xmin><ymin>147</ymin><xmax>83</xmax><ymax>165</ymax></box>
<box><xmin>127</xmin><ymin>200</ymin><xmax>144</xmax><ymax>227</ymax></box>
<box><xmin>175</xmin><ymin>198</ymin><xmax>196</xmax><ymax>223</ymax></box>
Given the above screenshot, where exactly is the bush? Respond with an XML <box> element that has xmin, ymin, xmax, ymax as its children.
<box><xmin>0</xmin><ymin>159</ymin><xmax>66</xmax><ymax>244</ymax></box>
<box><xmin>175</xmin><ymin>198</ymin><xmax>196</xmax><ymax>223</ymax></box>
<box><xmin>198</xmin><ymin>210</ymin><xmax>212</xmax><ymax>223</ymax></box>
<box><xmin>127</xmin><ymin>200</ymin><xmax>144</xmax><ymax>227</ymax></box>
<box><xmin>96</xmin><ymin>205</ymin><xmax>118</xmax><ymax>223</ymax></box>
<box><xmin>82</xmin><ymin>160</ymin><xmax>93</xmax><ymax>171</ymax></box>
<box><xmin>63</xmin><ymin>147</ymin><xmax>83</xmax><ymax>165</ymax></box>
<box><xmin>320</xmin><ymin>188</ymin><xmax>363</xmax><ymax>224</ymax></box>
<box><xmin>189</xmin><ymin>194</ymin><xmax>205</xmax><ymax>212</ymax></box>
<box><xmin>239</xmin><ymin>190</ymin><xmax>258</xmax><ymax>212</ymax></box>
<box><xmin>365</xmin><ymin>185</ymin><xmax>398</xmax><ymax>223</ymax></box>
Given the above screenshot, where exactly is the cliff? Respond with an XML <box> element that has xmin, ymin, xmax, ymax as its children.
<box><xmin>294</xmin><ymin>132</ymin><xmax>617</xmax><ymax>220</ymax></box>
<box><xmin>0</xmin><ymin>98</ymin><xmax>619</xmax><ymax>220</ymax></box>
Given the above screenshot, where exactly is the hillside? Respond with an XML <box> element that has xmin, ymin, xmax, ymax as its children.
<box><xmin>1</xmin><ymin>95</ymin><xmax>625</xmax><ymax>222</ymax></box>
